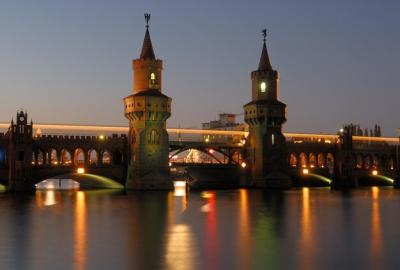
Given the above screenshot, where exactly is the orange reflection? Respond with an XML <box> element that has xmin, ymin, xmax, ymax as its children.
<box><xmin>370</xmin><ymin>187</ymin><xmax>383</xmax><ymax>268</ymax></box>
<box><xmin>74</xmin><ymin>191</ymin><xmax>87</xmax><ymax>270</ymax></box>
<box><xmin>165</xmin><ymin>224</ymin><xmax>199</xmax><ymax>270</ymax></box>
<box><xmin>299</xmin><ymin>187</ymin><xmax>314</xmax><ymax>269</ymax></box>
<box><xmin>236</xmin><ymin>189</ymin><xmax>251</xmax><ymax>268</ymax></box>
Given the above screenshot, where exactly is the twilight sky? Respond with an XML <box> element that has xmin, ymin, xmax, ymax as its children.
<box><xmin>0</xmin><ymin>0</ymin><xmax>399</xmax><ymax>135</ymax></box>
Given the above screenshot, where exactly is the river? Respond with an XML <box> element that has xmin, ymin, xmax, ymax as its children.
<box><xmin>0</xmin><ymin>187</ymin><xmax>399</xmax><ymax>269</ymax></box>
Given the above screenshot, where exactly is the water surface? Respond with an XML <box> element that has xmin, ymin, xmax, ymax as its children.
<box><xmin>1</xmin><ymin>187</ymin><xmax>400</xmax><ymax>270</ymax></box>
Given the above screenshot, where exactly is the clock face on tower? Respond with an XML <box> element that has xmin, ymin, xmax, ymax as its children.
<box><xmin>19</xmin><ymin>116</ymin><xmax>25</xmax><ymax>122</ymax></box>
<box><xmin>260</xmin><ymin>81</ymin><xmax>267</xmax><ymax>93</ymax></box>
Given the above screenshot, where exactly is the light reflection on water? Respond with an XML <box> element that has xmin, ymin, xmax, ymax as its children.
<box><xmin>0</xmin><ymin>188</ymin><xmax>400</xmax><ymax>269</ymax></box>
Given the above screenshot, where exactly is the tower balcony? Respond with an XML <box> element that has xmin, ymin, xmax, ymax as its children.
<box><xmin>124</xmin><ymin>89</ymin><xmax>171</xmax><ymax>122</ymax></box>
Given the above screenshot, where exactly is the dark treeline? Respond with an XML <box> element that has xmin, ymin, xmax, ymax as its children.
<box><xmin>343</xmin><ymin>123</ymin><xmax>382</xmax><ymax>137</ymax></box>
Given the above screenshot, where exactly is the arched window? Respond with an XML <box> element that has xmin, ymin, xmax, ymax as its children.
<box><xmin>37</xmin><ymin>150</ymin><xmax>44</xmax><ymax>166</ymax></box>
<box><xmin>150</xmin><ymin>73</ymin><xmax>156</xmax><ymax>81</ymax></box>
<box><xmin>102</xmin><ymin>150</ymin><xmax>111</xmax><ymax>165</ymax></box>
<box><xmin>61</xmin><ymin>149</ymin><xmax>72</xmax><ymax>165</ymax></box>
<box><xmin>88</xmin><ymin>149</ymin><xmax>98</xmax><ymax>165</ymax></box>
<box><xmin>289</xmin><ymin>153</ymin><xmax>297</xmax><ymax>167</ymax></box>
<box><xmin>309</xmin><ymin>153</ymin><xmax>316</xmax><ymax>168</ymax></box>
<box><xmin>317</xmin><ymin>153</ymin><xmax>325</xmax><ymax>168</ymax></box>
<box><xmin>299</xmin><ymin>153</ymin><xmax>307</xmax><ymax>168</ymax></box>
<box><xmin>49</xmin><ymin>149</ymin><xmax>58</xmax><ymax>165</ymax></box>
<box><xmin>148</xmin><ymin>130</ymin><xmax>160</xmax><ymax>145</ymax></box>
<box><xmin>74</xmin><ymin>148</ymin><xmax>85</xmax><ymax>166</ymax></box>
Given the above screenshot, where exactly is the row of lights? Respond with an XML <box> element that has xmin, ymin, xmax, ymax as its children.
<box><xmin>302</xmin><ymin>167</ymin><xmax>379</xmax><ymax>176</ymax></box>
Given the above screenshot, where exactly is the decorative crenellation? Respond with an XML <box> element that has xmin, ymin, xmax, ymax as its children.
<box><xmin>35</xmin><ymin>134</ymin><xmax>126</xmax><ymax>142</ymax></box>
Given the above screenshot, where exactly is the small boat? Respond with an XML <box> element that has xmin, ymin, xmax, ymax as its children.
<box><xmin>35</xmin><ymin>179</ymin><xmax>80</xmax><ymax>190</ymax></box>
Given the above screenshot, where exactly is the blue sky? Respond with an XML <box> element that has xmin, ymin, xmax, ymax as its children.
<box><xmin>0</xmin><ymin>0</ymin><xmax>399</xmax><ymax>135</ymax></box>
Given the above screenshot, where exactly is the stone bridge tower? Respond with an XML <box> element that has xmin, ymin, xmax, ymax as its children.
<box><xmin>244</xmin><ymin>30</ymin><xmax>290</xmax><ymax>188</ymax></box>
<box><xmin>8</xmin><ymin>111</ymin><xmax>34</xmax><ymax>191</ymax></box>
<box><xmin>123</xmin><ymin>14</ymin><xmax>173</xmax><ymax>190</ymax></box>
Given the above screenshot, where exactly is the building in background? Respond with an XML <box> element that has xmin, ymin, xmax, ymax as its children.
<box><xmin>201</xmin><ymin>113</ymin><xmax>247</xmax><ymax>143</ymax></box>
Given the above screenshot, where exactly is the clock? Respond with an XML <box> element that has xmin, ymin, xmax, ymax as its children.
<box><xmin>19</xmin><ymin>116</ymin><xmax>25</xmax><ymax>122</ymax></box>
<box><xmin>260</xmin><ymin>81</ymin><xmax>267</xmax><ymax>92</ymax></box>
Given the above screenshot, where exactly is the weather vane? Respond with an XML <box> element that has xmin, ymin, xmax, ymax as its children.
<box><xmin>262</xmin><ymin>29</ymin><xmax>267</xmax><ymax>43</ymax></box>
<box><xmin>144</xmin><ymin>13</ymin><xmax>151</xmax><ymax>28</ymax></box>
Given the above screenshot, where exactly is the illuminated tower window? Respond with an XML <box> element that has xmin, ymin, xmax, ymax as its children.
<box><xmin>260</xmin><ymin>82</ymin><xmax>267</xmax><ymax>92</ymax></box>
<box><xmin>150</xmin><ymin>73</ymin><xmax>156</xmax><ymax>80</ymax></box>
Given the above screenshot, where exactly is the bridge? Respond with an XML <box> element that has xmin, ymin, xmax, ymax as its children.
<box><xmin>1</xmin><ymin>15</ymin><xmax>398</xmax><ymax>190</ymax></box>
<box><xmin>1</xmin><ymin>119</ymin><xmax>398</xmax><ymax>190</ymax></box>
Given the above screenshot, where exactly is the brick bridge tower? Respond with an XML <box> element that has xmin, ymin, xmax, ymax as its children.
<box><xmin>123</xmin><ymin>14</ymin><xmax>173</xmax><ymax>190</ymax></box>
<box><xmin>8</xmin><ymin>111</ymin><xmax>34</xmax><ymax>191</ymax></box>
<box><xmin>244</xmin><ymin>30</ymin><xmax>290</xmax><ymax>188</ymax></box>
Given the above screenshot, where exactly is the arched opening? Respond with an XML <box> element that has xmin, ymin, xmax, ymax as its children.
<box><xmin>355</xmin><ymin>154</ymin><xmax>363</xmax><ymax>169</ymax></box>
<box><xmin>88</xmin><ymin>149</ymin><xmax>98</xmax><ymax>165</ymax></box>
<box><xmin>49</xmin><ymin>148</ymin><xmax>58</xmax><ymax>165</ymax></box>
<box><xmin>364</xmin><ymin>155</ymin><xmax>371</xmax><ymax>170</ymax></box>
<box><xmin>309</xmin><ymin>153</ymin><xmax>316</xmax><ymax>168</ymax></box>
<box><xmin>289</xmin><ymin>153</ymin><xmax>298</xmax><ymax>167</ymax></box>
<box><xmin>327</xmin><ymin>153</ymin><xmax>334</xmax><ymax>170</ymax></box>
<box><xmin>170</xmin><ymin>148</ymin><xmax>226</xmax><ymax>164</ymax></box>
<box><xmin>32</xmin><ymin>152</ymin><xmax>36</xmax><ymax>165</ymax></box>
<box><xmin>60</xmin><ymin>149</ymin><xmax>72</xmax><ymax>166</ymax></box>
<box><xmin>0</xmin><ymin>149</ymin><xmax>6</xmax><ymax>166</ymax></box>
<box><xmin>37</xmin><ymin>150</ymin><xmax>44</xmax><ymax>166</ymax></box>
<box><xmin>102</xmin><ymin>150</ymin><xmax>111</xmax><ymax>165</ymax></box>
<box><xmin>388</xmin><ymin>157</ymin><xmax>395</xmax><ymax>170</ymax></box>
<box><xmin>74</xmin><ymin>148</ymin><xmax>85</xmax><ymax>166</ymax></box>
<box><xmin>317</xmin><ymin>153</ymin><xmax>325</xmax><ymax>168</ymax></box>
<box><xmin>113</xmin><ymin>150</ymin><xmax>123</xmax><ymax>165</ymax></box>
<box><xmin>372</xmin><ymin>155</ymin><xmax>379</xmax><ymax>169</ymax></box>
<box><xmin>299</xmin><ymin>153</ymin><xmax>307</xmax><ymax>168</ymax></box>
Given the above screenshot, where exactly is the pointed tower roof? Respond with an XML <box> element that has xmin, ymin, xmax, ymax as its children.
<box><xmin>140</xmin><ymin>14</ymin><xmax>155</xmax><ymax>60</ymax></box>
<box><xmin>258</xmin><ymin>29</ymin><xmax>272</xmax><ymax>71</ymax></box>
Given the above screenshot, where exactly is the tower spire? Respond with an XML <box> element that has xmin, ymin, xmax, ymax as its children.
<box><xmin>258</xmin><ymin>29</ymin><xmax>272</xmax><ymax>71</ymax></box>
<box><xmin>140</xmin><ymin>13</ymin><xmax>155</xmax><ymax>59</ymax></box>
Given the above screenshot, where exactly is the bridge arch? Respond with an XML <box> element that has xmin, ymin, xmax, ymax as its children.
<box><xmin>289</xmin><ymin>153</ymin><xmax>298</xmax><ymax>167</ymax></box>
<box><xmin>388</xmin><ymin>156</ymin><xmax>395</xmax><ymax>170</ymax></box>
<box><xmin>372</xmin><ymin>155</ymin><xmax>379</xmax><ymax>169</ymax></box>
<box><xmin>49</xmin><ymin>148</ymin><xmax>58</xmax><ymax>165</ymax></box>
<box><xmin>299</xmin><ymin>152</ymin><xmax>307</xmax><ymax>168</ymax></box>
<box><xmin>33</xmin><ymin>148</ymin><xmax>45</xmax><ymax>166</ymax></box>
<box><xmin>60</xmin><ymin>149</ymin><xmax>72</xmax><ymax>166</ymax></box>
<box><xmin>35</xmin><ymin>173</ymin><xmax>124</xmax><ymax>189</ymax></box>
<box><xmin>74</xmin><ymin>148</ymin><xmax>86</xmax><ymax>166</ymax></box>
<box><xmin>364</xmin><ymin>155</ymin><xmax>372</xmax><ymax>170</ymax></box>
<box><xmin>355</xmin><ymin>153</ymin><xmax>363</xmax><ymax>169</ymax></box>
<box><xmin>317</xmin><ymin>153</ymin><xmax>325</xmax><ymax>168</ymax></box>
<box><xmin>169</xmin><ymin>147</ymin><xmax>235</xmax><ymax>164</ymax></box>
<box><xmin>309</xmin><ymin>153</ymin><xmax>316</xmax><ymax>168</ymax></box>
<box><xmin>88</xmin><ymin>149</ymin><xmax>98</xmax><ymax>165</ymax></box>
<box><xmin>102</xmin><ymin>150</ymin><xmax>111</xmax><ymax>165</ymax></box>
